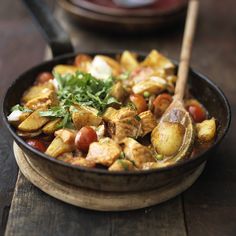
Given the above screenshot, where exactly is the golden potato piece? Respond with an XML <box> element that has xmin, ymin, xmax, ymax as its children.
<box><xmin>71</xmin><ymin>105</ymin><xmax>102</xmax><ymax>130</ymax></box>
<box><xmin>151</xmin><ymin>122</ymin><xmax>185</xmax><ymax>157</ymax></box>
<box><xmin>55</xmin><ymin>128</ymin><xmax>76</xmax><ymax>145</ymax></box>
<box><xmin>70</xmin><ymin>157</ymin><xmax>96</xmax><ymax>168</ymax></box>
<box><xmin>103</xmin><ymin>107</ymin><xmax>118</xmax><ymax>122</ymax></box>
<box><xmin>53</xmin><ymin>65</ymin><xmax>80</xmax><ymax>75</ymax></box>
<box><xmin>132</xmin><ymin>76</ymin><xmax>167</xmax><ymax>95</ymax></box>
<box><xmin>45</xmin><ymin>136</ymin><xmax>75</xmax><ymax>158</ymax></box>
<box><xmin>22</xmin><ymin>82</ymin><xmax>55</xmax><ymax>103</ymax></box>
<box><xmin>25</xmin><ymin>90</ymin><xmax>58</xmax><ymax>110</ymax></box>
<box><xmin>139</xmin><ymin>110</ymin><xmax>157</xmax><ymax>136</ymax></box>
<box><xmin>109</xmin><ymin>159</ymin><xmax>136</xmax><ymax>171</ymax></box>
<box><xmin>141</xmin><ymin>50</ymin><xmax>175</xmax><ymax>75</ymax></box>
<box><xmin>42</xmin><ymin>118</ymin><xmax>61</xmax><ymax>135</ymax></box>
<box><xmin>7</xmin><ymin>111</ymin><xmax>31</xmax><ymax>127</ymax></box>
<box><xmin>120</xmin><ymin>51</ymin><xmax>139</xmax><ymax>71</ymax></box>
<box><xmin>18</xmin><ymin>109</ymin><xmax>49</xmax><ymax>132</ymax></box>
<box><xmin>196</xmin><ymin>118</ymin><xmax>216</xmax><ymax>142</ymax></box>
<box><xmin>110</xmin><ymin>81</ymin><xmax>128</xmax><ymax>102</ymax></box>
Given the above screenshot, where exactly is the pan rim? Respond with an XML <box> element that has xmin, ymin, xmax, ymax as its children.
<box><xmin>1</xmin><ymin>50</ymin><xmax>231</xmax><ymax>176</ymax></box>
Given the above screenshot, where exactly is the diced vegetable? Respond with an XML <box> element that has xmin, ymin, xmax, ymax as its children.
<box><xmin>120</xmin><ymin>51</ymin><xmax>139</xmax><ymax>71</ymax></box>
<box><xmin>196</xmin><ymin>118</ymin><xmax>216</xmax><ymax>142</ymax></box>
<box><xmin>18</xmin><ymin>109</ymin><xmax>49</xmax><ymax>132</ymax></box>
<box><xmin>153</xmin><ymin>93</ymin><xmax>173</xmax><ymax>118</ymax></box>
<box><xmin>75</xmin><ymin>126</ymin><xmax>98</xmax><ymax>152</ymax></box>
<box><xmin>151</xmin><ymin>122</ymin><xmax>185</xmax><ymax>156</ymax></box>
<box><xmin>132</xmin><ymin>76</ymin><xmax>167</xmax><ymax>95</ymax></box>
<box><xmin>36</xmin><ymin>72</ymin><xmax>53</xmax><ymax>84</ymax></box>
<box><xmin>130</xmin><ymin>94</ymin><xmax>147</xmax><ymax>114</ymax></box>
<box><xmin>26</xmin><ymin>139</ymin><xmax>46</xmax><ymax>152</ymax></box>
<box><xmin>42</xmin><ymin>118</ymin><xmax>61</xmax><ymax>134</ymax></box>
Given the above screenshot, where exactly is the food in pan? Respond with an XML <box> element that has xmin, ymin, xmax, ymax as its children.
<box><xmin>8</xmin><ymin>50</ymin><xmax>217</xmax><ymax>171</ymax></box>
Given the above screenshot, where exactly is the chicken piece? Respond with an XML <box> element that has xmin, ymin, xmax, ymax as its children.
<box><xmin>69</xmin><ymin>157</ymin><xmax>96</xmax><ymax>168</ymax></box>
<box><xmin>25</xmin><ymin>89</ymin><xmax>58</xmax><ymax>110</ymax></box>
<box><xmin>53</xmin><ymin>65</ymin><xmax>80</xmax><ymax>75</ymax></box>
<box><xmin>86</xmin><ymin>138</ymin><xmax>121</xmax><ymax>166</ymax></box>
<box><xmin>42</xmin><ymin>118</ymin><xmax>61</xmax><ymax>134</ymax></box>
<box><xmin>123</xmin><ymin>138</ymin><xmax>155</xmax><ymax>169</ymax></box>
<box><xmin>141</xmin><ymin>50</ymin><xmax>175</xmax><ymax>75</ymax></box>
<box><xmin>18</xmin><ymin>108</ymin><xmax>49</xmax><ymax>132</ymax></box>
<box><xmin>120</xmin><ymin>51</ymin><xmax>139</xmax><ymax>71</ymax></box>
<box><xmin>142</xmin><ymin>161</ymin><xmax>170</xmax><ymax>170</ymax></box>
<box><xmin>105</xmin><ymin>107</ymin><xmax>141</xmax><ymax>143</ymax></box>
<box><xmin>110</xmin><ymin>81</ymin><xmax>128</xmax><ymax>102</ymax></box>
<box><xmin>139</xmin><ymin>110</ymin><xmax>157</xmax><ymax>136</ymax></box>
<box><xmin>46</xmin><ymin>129</ymin><xmax>76</xmax><ymax>158</ymax></box>
<box><xmin>196</xmin><ymin>118</ymin><xmax>216</xmax><ymax>142</ymax></box>
<box><xmin>109</xmin><ymin>159</ymin><xmax>136</xmax><ymax>171</ymax></box>
<box><xmin>132</xmin><ymin>76</ymin><xmax>167</xmax><ymax>95</ymax></box>
<box><xmin>70</xmin><ymin>105</ymin><xmax>102</xmax><ymax>130</ymax></box>
<box><xmin>22</xmin><ymin>82</ymin><xmax>55</xmax><ymax>103</ymax></box>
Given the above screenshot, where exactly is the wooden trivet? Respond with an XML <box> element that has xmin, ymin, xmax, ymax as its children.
<box><xmin>13</xmin><ymin>142</ymin><xmax>205</xmax><ymax>211</ymax></box>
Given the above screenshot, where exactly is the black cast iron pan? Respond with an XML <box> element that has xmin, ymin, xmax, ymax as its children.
<box><xmin>1</xmin><ymin>0</ymin><xmax>231</xmax><ymax>192</ymax></box>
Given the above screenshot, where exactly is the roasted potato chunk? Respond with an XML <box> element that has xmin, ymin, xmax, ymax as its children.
<box><xmin>110</xmin><ymin>81</ymin><xmax>128</xmax><ymax>102</ymax></box>
<box><xmin>141</xmin><ymin>50</ymin><xmax>175</xmax><ymax>75</ymax></box>
<box><xmin>53</xmin><ymin>65</ymin><xmax>79</xmax><ymax>75</ymax></box>
<box><xmin>18</xmin><ymin>109</ymin><xmax>49</xmax><ymax>132</ymax></box>
<box><xmin>123</xmin><ymin>138</ymin><xmax>154</xmax><ymax>168</ymax></box>
<box><xmin>22</xmin><ymin>82</ymin><xmax>55</xmax><ymax>103</ymax></box>
<box><xmin>7</xmin><ymin>110</ymin><xmax>31</xmax><ymax>127</ymax></box>
<box><xmin>196</xmin><ymin>118</ymin><xmax>216</xmax><ymax>142</ymax></box>
<box><xmin>71</xmin><ymin>105</ymin><xmax>102</xmax><ymax>130</ymax></box>
<box><xmin>69</xmin><ymin>157</ymin><xmax>96</xmax><ymax>168</ymax></box>
<box><xmin>42</xmin><ymin>118</ymin><xmax>61</xmax><ymax>134</ymax></box>
<box><xmin>151</xmin><ymin>122</ymin><xmax>185</xmax><ymax>157</ymax></box>
<box><xmin>109</xmin><ymin>159</ymin><xmax>136</xmax><ymax>171</ymax></box>
<box><xmin>45</xmin><ymin>136</ymin><xmax>75</xmax><ymax>158</ymax></box>
<box><xmin>86</xmin><ymin>138</ymin><xmax>121</xmax><ymax>166</ymax></box>
<box><xmin>120</xmin><ymin>51</ymin><xmax>139</xmax><ymax>71</ymax></box>
<box><xmin>139</xmin><ymin>110</ymin><xmax>157</xmax><ymax>136</ymax></box>
<box><xmin>132</xmin><ymin>76</ymin><xmax>167</xmax><ymax>95</ymax></box>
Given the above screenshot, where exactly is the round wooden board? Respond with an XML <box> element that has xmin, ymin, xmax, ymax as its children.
<box><xmin>14</xmin><ymin>142</ymin><xmax>205</xmax><ymax>211</ymax></box>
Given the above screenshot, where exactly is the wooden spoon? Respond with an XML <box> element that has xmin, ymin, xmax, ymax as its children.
<box><xmin>151</xmin><ymin>0</ymin><xmax>199</xmax><ymax>163</ymax></box>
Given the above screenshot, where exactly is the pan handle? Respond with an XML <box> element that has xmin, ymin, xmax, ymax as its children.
<box><xmin>22</xmin><ymin>0</ymin><xmax>74</xmax><ymax>57</ymax></box>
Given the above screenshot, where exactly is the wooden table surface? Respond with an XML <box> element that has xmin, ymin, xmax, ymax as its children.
<box><xmin>0</xmin><ymin>0</ymin><xmax>236</xmax><ymax>235</ymax></box>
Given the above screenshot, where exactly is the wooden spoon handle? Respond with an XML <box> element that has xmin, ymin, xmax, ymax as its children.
<box><xmin>175</xmin><ymin>0</ymin><xmax>199</xmax><ymax>101</ymax></box>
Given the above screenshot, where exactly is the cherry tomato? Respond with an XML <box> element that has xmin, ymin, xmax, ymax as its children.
<box><xmin>74</xmin><ymin>54</ymin><xmax>92</xmax><ymax>67</ymax></box>
<box><xmin>75</xmin><ymin>126</ymin><xmax>98</xmax><ymax>152</ymax></box>
<box><xmin>26</xmin><ymin>139</ymin><xmax>46</xmax><ymax>152</ymax></box>
<box><xmin>36</xmin><ymin>72</ymin><xmax>53</xmax><ymax>84</ymax></box>
<box><xmin>130</xmin><ymin>94</ymin><xmax>147</xmax><ymax>114</ymax></box>
<box><xmin>187</xmin><ymin>104</ymin><xmax>206</xmax><ymax>123</ymax></box>
<box><xmin>153</xmin><ymin>93</ymin><xmax>172</xmax><ymax>118</ymax></box>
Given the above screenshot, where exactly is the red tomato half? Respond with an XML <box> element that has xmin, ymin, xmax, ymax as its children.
<box><xmin>26</xmin><ymin>139</ymin><xmax>46</xmax><ymax>152</ymax></box>
<box><xmin>75</xmin><ymin>126</ymin><xmax>98</xmax><ymax>152</ymax></box>
<box><xmin>130</xmin><ymin>94</ymin><xmax>147</xmax><ymax>114</ymax></box>
<box><xmin>36</xmin><ymin>72</ymin><xmax>53</xmax><ymax>84</ymax></box>
<box><xmin>187</xmin><ymin>105</ymin><xmax>206</xmax><ymax>123</ymax></box>
<box><xmin>153</xmin><ymin>93</ymin><xmax>173</xmax><ymax>118</ymax></box>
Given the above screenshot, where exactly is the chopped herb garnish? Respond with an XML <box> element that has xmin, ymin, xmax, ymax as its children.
<box><xmin>11</xmin><ymin>104</ymin><xmax>32</xmax><ymax>113</ymax></box>
<box><xmin>143</xmin><ymin>91</ymin><xmax>150</xmax><ymax>98</ymax></box>
<box><xmin>119</xmin><ymin>151</ymin><xmax>125</xmax><ymax>159</ymax></box>
<box><xmin>134</xmin><ymin>115</ymin><xmax>141</xmax><ymax>121</ymax></box>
